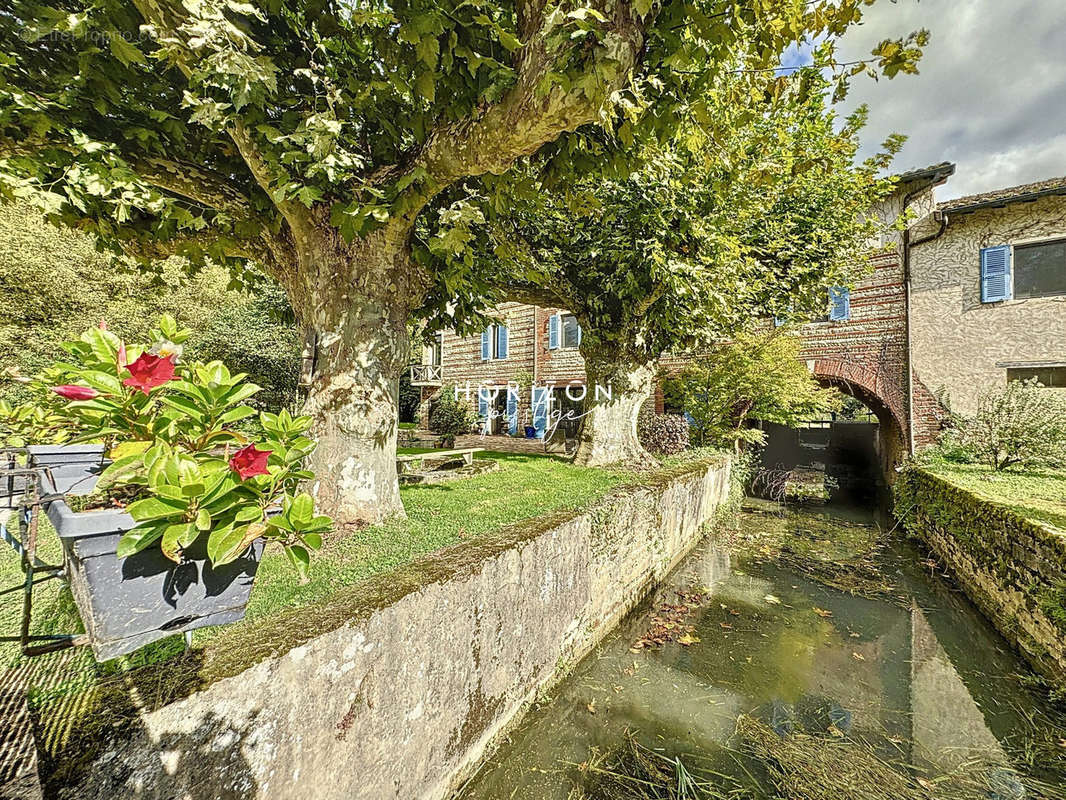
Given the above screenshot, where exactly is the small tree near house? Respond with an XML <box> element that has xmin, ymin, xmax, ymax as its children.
<box><xmin>959</xmin><ymin>379</ymin><xmax>1066</xmax><ymax>471</ymax></box>
<box><xmin>669</xmin><ymin>331</ymin><xmax>838</xmax><ymax>453</ymax></box>
<box><xmin>428</xmin><ymin>388</ymin><xmax>474</xmax><ymax>449</ymax></box>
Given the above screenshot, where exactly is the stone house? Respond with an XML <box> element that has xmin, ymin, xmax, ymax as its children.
<box><xmin>411</xmin><ymin>168</ymin><xmax>1066</xmax><ymax>457</ymax></box>
<box><xmin>908</xmin><ymin>177</ymin><xmax>1066</xmax><ymax>417</ymax></box>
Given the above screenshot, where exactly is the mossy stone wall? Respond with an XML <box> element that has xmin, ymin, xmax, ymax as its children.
<box><xmin>49</xmin><ymin>457</ymin><xmax>730</xmax><ymax>800</ymax></box>
<box><xmin>895</xmin><ymin>467</ymin><xmax>1066</xmax><ymax>685</ymax></box>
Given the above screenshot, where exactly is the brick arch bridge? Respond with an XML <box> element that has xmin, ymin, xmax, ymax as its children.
<box><xmin>797</xmin><ymin>250</ymin><xmax>946</xmax><ymax>467</ymax></box>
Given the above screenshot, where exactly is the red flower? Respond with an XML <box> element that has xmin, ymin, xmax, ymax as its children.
<box><xmin>122</xmin><ymin>353</ymin><xmax>175</xmax><ymax>395</ymax></box>
<box><xmin>52</xmin><ymin>385</ymin><xmax>99</xmax><ymax>401</ymax></box>
<box><xmin>230</xmin><ymin>444</ymin><xmax>272</xmax><ymax>480</ymax></box>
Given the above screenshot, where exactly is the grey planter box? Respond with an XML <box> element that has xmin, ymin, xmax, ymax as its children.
<box><xmin>29</xmin><ymin>444</ymin><xmax>108</xmax><ymax>497</ymax></box>
<box><xmin>46</xmin><ymin>500</ymin><xmax>264</xmax><ymax>661</ymax></box>
<box><xmin>2</xmin><ymin>444</ymin><xmax>107</xmax><ymax>509</ymax></box>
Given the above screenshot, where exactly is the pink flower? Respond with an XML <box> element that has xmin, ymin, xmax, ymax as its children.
<box><xmin>117</xmin><ymin>342</ymin><xmax>127</xmax><ymax>368</ymax></box>
<box><xmin>229</xmin><ymin>444</ymin><xmax>272</xmax><ymax>480</ymax></box>
<box><xmin>122</xmin><ymin>353</ymin><xmax>175</xmax><ymax>395</ymax></box>
<box><xmin>52</xmin><ymin>385</ymin><xmax>100</xmax><ymax>401</ymax></box>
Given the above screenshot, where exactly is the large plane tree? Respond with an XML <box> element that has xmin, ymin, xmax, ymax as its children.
<box><xmin>0</xmin><ymin>0</ymin><xmax>922</xmax><ymax>521</ymax></box>
<box><xmin>435</xmin><ymin>67</ymin><xmax>904</xmax><ymax>465</ymax></box>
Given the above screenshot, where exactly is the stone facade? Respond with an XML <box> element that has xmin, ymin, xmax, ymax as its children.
<box><xmin>909</xmin><ymin>193</ymin><xmax>1066</xmax><ymax>417</ymax></box>
<box><xmin>52</xmin><ymin>459</ymin><xmax>731</xmax><ymax>800</ymax></box>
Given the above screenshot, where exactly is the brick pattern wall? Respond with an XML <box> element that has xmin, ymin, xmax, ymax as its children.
<box><xmin>797</xmin><ymin>250</ymin><xmax>910</xmax><ymax>442</ymax></box>
<box><xmin>536</xmin><ymin>306</ymin><xmax>586</xmax><ymax>385</ymax></box>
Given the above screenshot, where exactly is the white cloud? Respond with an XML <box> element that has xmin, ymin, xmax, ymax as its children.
<box><xmin>833</xmin><ymin>0</ymin><xmax>1066</xmax><ymax>199</ymax></box>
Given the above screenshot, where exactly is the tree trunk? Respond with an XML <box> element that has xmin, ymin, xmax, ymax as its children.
<box><xmin>300</xmin><ymin>296</ymin><xmax>409</xmax><ymax>525</ymax></box>
<box><xmin>574</xmin><ymin>342</ymin><xmax>657</xmax><ymax>468</ymax></box>
<box><xmin>289</xmin><ymin>222</ymin><xmax>421</xmax><ymax>526</ymax></box>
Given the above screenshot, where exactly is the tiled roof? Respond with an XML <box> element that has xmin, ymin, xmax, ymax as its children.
<box><xmin>896</xmin><ymin>162</ymin><xmax>956</xmax><ymax>183</ymax></box>
<box><xmin>939</xmin><ymin>175</ymin><xmax>1066</xmax><ymax>214</ymax></box>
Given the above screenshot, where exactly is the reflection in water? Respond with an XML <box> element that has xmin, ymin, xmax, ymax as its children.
<box><xmin>458</xmin><ymin>502</ymin><xmax>1066</xmax><ymax>800</ymax></box>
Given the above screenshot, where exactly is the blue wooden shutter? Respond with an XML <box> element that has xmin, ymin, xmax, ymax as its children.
<box><xmin>497</xmin><ymin>325</ymin><xmax>508</xmax><ymax>359</ymax></box>
<box><xmin>548</xmin><ymin>314</ymin><xmax>559</xmax><ymax>349</ymax></box>
<box><xmin>980</xmin><ymin>245</ymin><xmax>1012</xmax><ymax>302</ymax></box>
<box><xmin>576</xmin><ymin>323</ymin><xmax>582</xmax><ymax>345</ymax></box>
<box><xmin>532</xmin><ymin>387</ymin><xmax>548</xmax><ymax>438</ymax></box>
<box><xmin>477</xmin><ymin>389</ymin><xmax>489</xmax><ymax>420</ymax></box>
<box><xmin>480</xmin><ymin>327</ymin><xmax>490</xmax><ymax>360</ymax></box>
<box><xmin>828</xmin><ymin>287</ymin><xmax>850</xmax><ymax>321</ymax></box>
<box><xmin>506</xmin><ymin>388</ymin><xmax>518</xmax><ymax>435</ymax></box>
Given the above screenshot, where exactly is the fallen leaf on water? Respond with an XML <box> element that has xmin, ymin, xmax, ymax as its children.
<box><xmin>812</xmin><ymin>607</ymin><xmax>832</xmax><ymax>618</ymax></box>
<box><xmin>587</xmin><ymin>700</ymin><xmax>597</xmax><ymax>714</ymax></box>
<box><xmin>849</xmin><ymin>631</ymin><xmax>861</xmax><ymax>638</ymax></box>
<box><xmin>764</xmin><ymin>594</ymin><xmax>781</xmax><ymax>605</ymax></box>
<box><xmin>827</xmin><ymin>725</ymin><xmax>845</xmax><ymax>738</ymax></box>
<box><xmin>852</xmin><ymin>651</ymin><xmax>866</xmax><ymax>661</ymax></box>
<box><xmin>678</xmin><ymin>633</ymin><xmax>701</xmax><ymax>645</ymax></box>
<box><xmin>719</xmin><ymin>622</ymin><xmax>733</xmax><ymax>630</ymax></box>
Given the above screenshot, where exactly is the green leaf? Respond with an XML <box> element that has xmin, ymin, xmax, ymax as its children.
<box><xmin>116</xmin><ymin>523</ymin><xmax>167</xmax><ymax>558</ymax></box>
<box><xmin>161</xmin><ymin>522</ymin><xmax>197</xmax><ymax>562</ymax></box>
<box><xmin>285</xmin><ymin>543</ymin><xmax>310</xmax><ymax>579</ymax></box>
<box><xmin>289</xmin><ymin>492</ymin><xmax>314</xmax><ymax>525</ymax></box>
<box><xmin>126</xmin><ymin>495</ymin><xmax>187</xmax><ymax>522</ymax></box>
<box><xmin>206</xmin><ymin>522</ymin><xmax>239</xmax><ymax>564</ymax></box>
<box><xmin>219</xmin><ymin>406</ymin><xmax>257</xmax><ymax>425</ymax></box>
<box><xmin>195</xmin><ymin>508</ymin><xmax>212</xmax><ymax>531</ymax></box>
<box><xmin>109</xmin><ymin>34</ymin><xmax>146</xmax><ymax>67</ymax></box>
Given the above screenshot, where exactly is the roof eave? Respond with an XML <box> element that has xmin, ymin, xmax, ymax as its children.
<box><xmin>942</xmin><ymin>185</ymin><xmax>1066</xmax><ymax>216</ymax></box>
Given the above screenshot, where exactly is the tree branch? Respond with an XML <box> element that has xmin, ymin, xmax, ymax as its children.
<box><xmin>416</xmin><ymin>3</ymin><xmax>647</xmax><ymax>188</ymax></box>
<box><xmin>133</xmin><ymin>157</ymin><xmax>256</xmax><ymax>217</ymax></box>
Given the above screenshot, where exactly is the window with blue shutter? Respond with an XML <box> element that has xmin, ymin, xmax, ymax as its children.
<box><xmin>480</xmin><ymin>328</ymin><xmax>490</xmax><ymax>360</ymax></box>
<box><xmin>980</xmin><ymin>245</ymin><xmax>1012</xmax><ymax>302</ymax></box>
<box><xmin>496</xmin><ymin>325</ymin><xmax>508</xmax><ymax>359</ymax></box>
<box><xmin>828</xmin><ymin>286</ymin><xmax>850</xmax><ymax>322</ymax></box>
<box><xmin>548</xmin><ymin>314</ymin><xmax>560</xmax><ymax>349</ymax></box>
<box><xmin>531</xmin><ymin>387</ymin><xmax>549</xmax><ymax>438</ymax></box>
<box><xmin>477</xmin><ymin>389</ymin><xmax>489</xmax><ymax>420</ymax></box>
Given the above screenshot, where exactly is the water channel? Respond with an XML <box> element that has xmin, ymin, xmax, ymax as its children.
<box><xmin>457</xmin><ymin>499</ymin><xmax>1066</xmax><ymax>800</ymax></box>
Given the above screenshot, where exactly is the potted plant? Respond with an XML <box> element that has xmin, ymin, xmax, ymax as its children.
<box><xmin>24</xmin><ymin>316</ymin><xmax>331</xmax><ymax>660</ymax></box>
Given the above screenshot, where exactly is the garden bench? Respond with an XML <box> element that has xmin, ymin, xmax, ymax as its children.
<box><xmin>395</xmin><ymin>447</ymin><xmax>484</xmax><ymax>473</ymax></box>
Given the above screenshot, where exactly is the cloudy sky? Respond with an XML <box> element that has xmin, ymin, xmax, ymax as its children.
<box><xmin>806</xmin><ymin>0</ymin><xmax>1066</xmax><ymax>200</ymax></box>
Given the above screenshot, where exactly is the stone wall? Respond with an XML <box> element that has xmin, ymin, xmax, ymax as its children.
<box><xmin>895</xmin><ymin>467</ymin><xmax>1066</xmax><ymax>686</ymax></box>
<box><xmin>50</xmin><ymin>459</ymin><xmax>731</xmax><ymax>800</ymax></box>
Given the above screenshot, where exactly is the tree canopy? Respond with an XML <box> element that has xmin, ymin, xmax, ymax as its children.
<box><xmin>2</xmin><ymin>0</ymin><xmax>923</xmax><ymax>290</ymax></box>
<box><xmin>0</xmin><ymin>0</ymin><xmax>926</xmax><ymax>519</ymax></box>
<box><xmin>433</xmin><ymin>67</ymin><xmax>899</xmax><ymax>360</ymax></box>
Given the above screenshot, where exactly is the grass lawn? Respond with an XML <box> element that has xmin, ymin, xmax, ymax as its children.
<box><xmin>923</xmin><ymin>462</ymin><xmax>1066</xmax><ymax>532</ymax></box>
<box><xmin>1</xmin><ymin>450</ymin><xmax>628</xmax><ymax>667</ymax></box>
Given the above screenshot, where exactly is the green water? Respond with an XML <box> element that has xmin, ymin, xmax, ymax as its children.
<box><xmin>456</xmin><ymin>500</ymin><xmax>1066</xmax><ymax>799</ymax></box>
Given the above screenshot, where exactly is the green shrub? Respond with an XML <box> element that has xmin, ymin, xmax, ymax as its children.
<box><xmin>428</xmin><ymin>388</ymin><xmax>473</xmax><ymax>447</ymax></box>
<box><xmin>958</xmin><ymin>379</ymin><xmax>1066</xmax><ymax>471</ymax></box>
<box><xmin>672</xmin><ymin>331</ymin><xmax>838</xmax><ymax>450</ymax></box>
